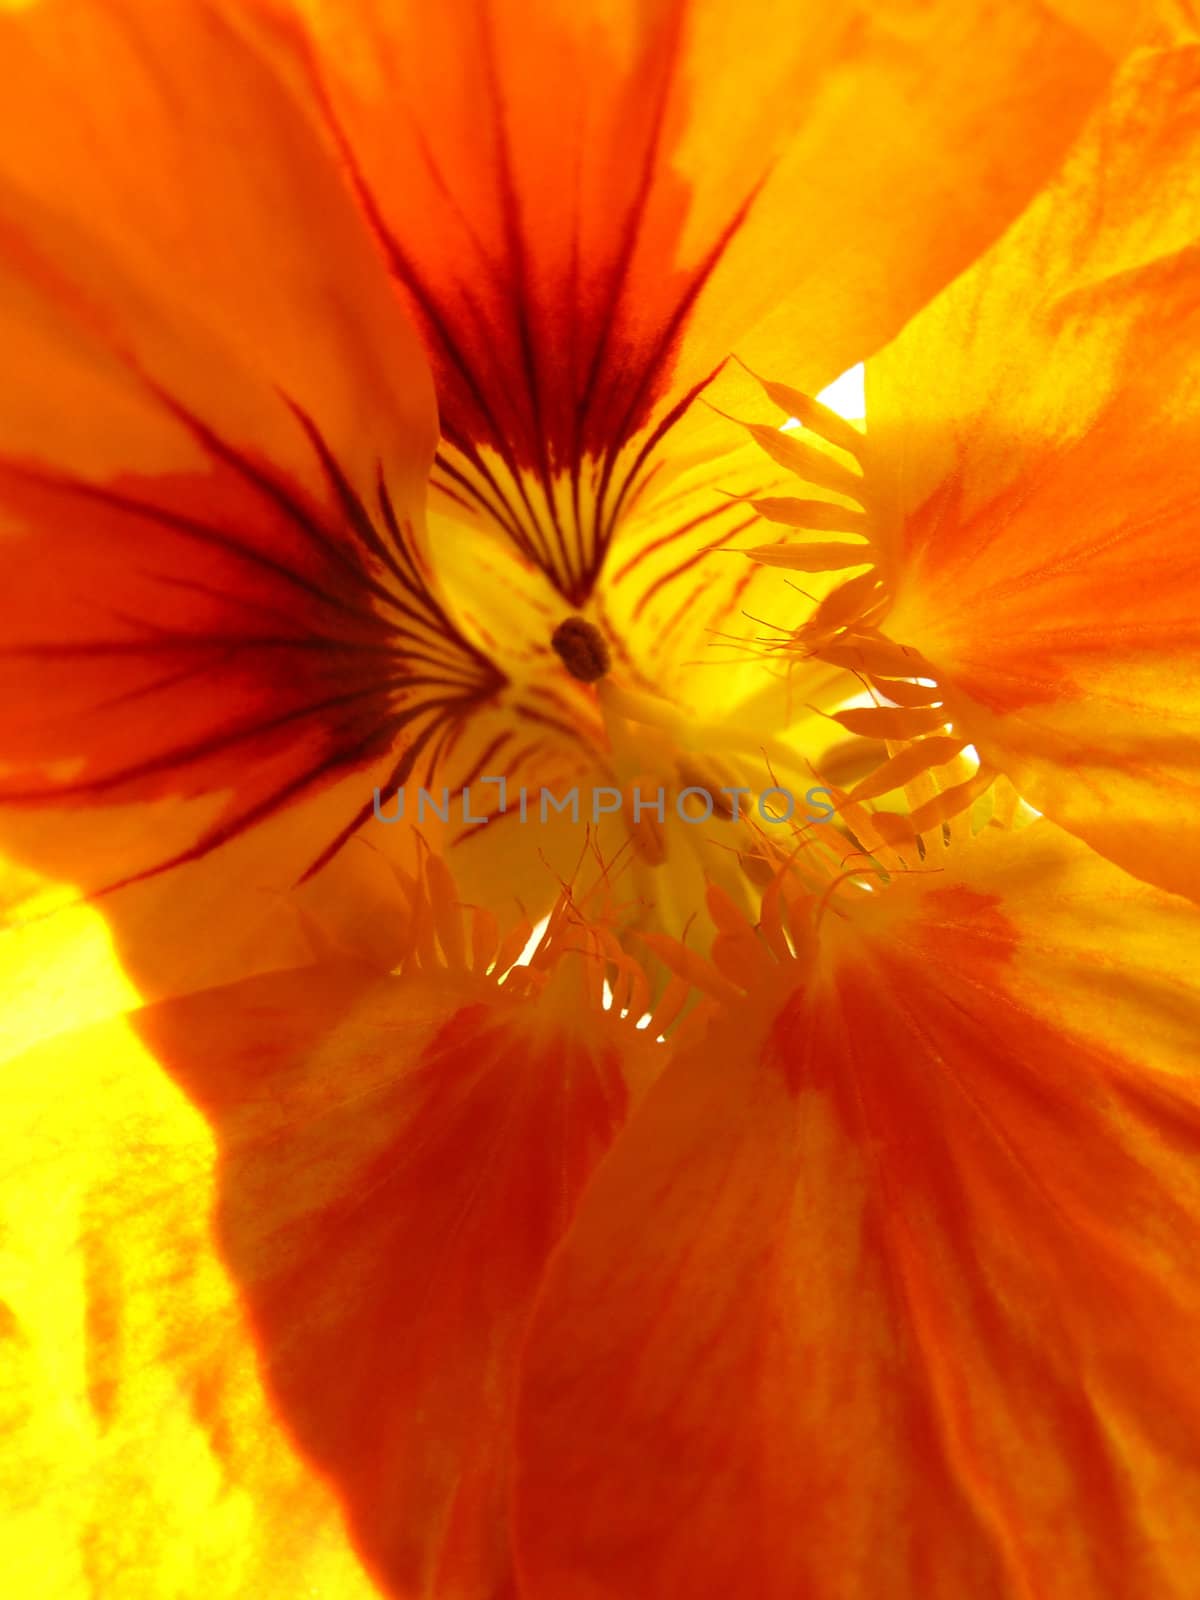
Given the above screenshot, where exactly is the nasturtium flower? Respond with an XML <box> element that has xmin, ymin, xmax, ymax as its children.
<box><xmin>261</xmin><ymin>0</ymin><xmax>1140</xmax><ymax>920</ymax></box>
<box><xmin>0</xmin><ymin>0</ymin><xmax>1123</xmax><ymax>1038</ymax></box>
<box><xmin>5</xmin><ymin>3</ymin><xmax>1200</xmax><ymax>1600</ymax></box>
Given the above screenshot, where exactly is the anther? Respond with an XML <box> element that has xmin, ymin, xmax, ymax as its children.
<box><xmin>550</xmin><ymin>615</ymin><xmax>610</xmax><ymax>683</ymax></box>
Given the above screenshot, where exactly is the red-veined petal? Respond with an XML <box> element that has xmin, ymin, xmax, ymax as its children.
<box><xmin>0</xmin><ymin>0</ymin><xmax>499</xmax><ymax>998</ymax></box>
<box><xmin>275</xmin><ymin>0</ymin><xmax>1120</xmax><ymax>602</ymax></box>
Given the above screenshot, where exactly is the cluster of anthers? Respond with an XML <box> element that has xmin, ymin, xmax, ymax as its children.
<box><xmin>300</xmin><ymin>365</ymin><xmax>1047</xmax><ymax>1035</ymax></box>
<box><xmin>728</xmin><ymin>367</ymin><xmax>1015</xmax><ymax>847</ymax></box>
<box><xmin>388</xmin><ymin>847</ymin><xmax>696</xmax><ymax>1041</ymax></box>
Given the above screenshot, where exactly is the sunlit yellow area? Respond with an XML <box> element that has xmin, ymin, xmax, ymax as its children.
<box><xmin>0</xmin><ymin>1012</ymin><xmax>381</xmax><ymax>1596</ymax></box>
<box><xmin>814</xmin><ymin>362</ymin><xmax>866</xmax><ymax>422</ymax></box>
<box><xmin>0</xmin><ymin>871</ymin><xmax>141</xmax><ymax>1062</ymax></box>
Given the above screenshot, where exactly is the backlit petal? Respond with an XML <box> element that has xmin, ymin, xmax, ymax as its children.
<box><xmin>515</xmin><ymin>824</ymin><xmax>1200</xmax><ymax>1599</ymax></box>
<box><xmin>1</xmin><ymin>970</ymin><xmax>390</xmax><ymax>1599</ymax></box>
<box><xmin>865</xmin><ymin>22</ymin><xmax>1200</xmax><ymax>899</ymax></box>
<box><xmin>0</xmin><ymin>0</ymin><xmax>497</xmax><ymax>994</ymax></box>
<box><xmin>3</xmin><ymin>949</ymin><xmax>657</xmax><ymax>1598</ymax></box>
<box><xmin>279</xmin><ymin>0</ymin><xmax>1118</xmax><ymax>602</ymax></box>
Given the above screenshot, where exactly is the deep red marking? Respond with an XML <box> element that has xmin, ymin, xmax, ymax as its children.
<box><xmin>5</xmin><ymin>466</ymin><xmax>373</xmax><ymax>631</ymax></box>
<box><xmin>592</xmin><ymin>186</ymin><xmax>765</xmax><ymax>537</ymax></box>
<box><xmin>433</xmin><ymin>437</ymin><xmax>546</xmax><ymax>572</ymax></box>
<box><xmin>144</xmin><ymin>382</ymin><xmax>404</xmax><ymax>616</ymax></box>
<box><xmin>454</xmin><ymin>728</ymin><xmax>519</xmax><ymax>793</ymax></box>
<box><xmin>630</xmin><ymin>513</ymin><xmax>759</xmax><ymax>623</ymax></box>
<box><xmin>596</xmin><ymin>360</ymin><xmax>729</xmax><ymax>564</ymax></box>
<box><xmin>297</xmin><ymin>707</ymin><xmax>458</xmax><ymax>883</ymax></box>
<box><xmin>610</xmin><ymin>497</ymin><xmax>746</xmax><ymax>590</ymax></box>
<box><xmin>512</xmin><ymin>702</ymin><xmax>596</xmax><ymax>747</ymax></box>
<box><xmin>0</xmin><ymin>381</ymin><xmax>506</xmax><ymax>898</ymax></box>
<box><xmin>314</xmin><ymin>38</ymin><xmax>766</xmax><ymax>604</ymax></box>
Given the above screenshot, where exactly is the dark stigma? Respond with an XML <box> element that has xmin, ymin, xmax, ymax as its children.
<box><xmin>550</xmin><ymin>615</ymin><xmax>611</xmax><ymax>683</ymax></box>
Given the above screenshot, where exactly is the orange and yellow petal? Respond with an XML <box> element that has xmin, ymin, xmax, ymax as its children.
<box><xmin>862</xmin><ymin>18</ymin><xmax>1200</xmax><ymax>900</ymax></box>
<box><xmin>1</xmin><ymin>972</ymin><xmax>390</xmax><ymax>1600</ymax></box>
<box><xmin>514</xmin><ymin>824</ymin><xmax>1200</xmax><ymax>1599</ymax></box>
<box><xmin>2</xmin><ymin>888</ymin><xmax>662</xmax><ymax>1598</ymax></box>
<box><xmin>275</xmin><ymin>0</ymin><xmax>1120</xmax><ymax>603</ymax></box>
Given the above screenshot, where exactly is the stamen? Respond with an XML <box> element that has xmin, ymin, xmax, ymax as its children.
<box><xmin>550</xmin><ymin>615</ymin><xmax>611</xmax><ymax>682</ymax></box>
<box><xmin>722</xmin><ymin>368</ymin><xmax>1014</xmax><ymax>850</ymax></box>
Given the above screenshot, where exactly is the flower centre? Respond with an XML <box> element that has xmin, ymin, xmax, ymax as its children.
<box><xmin>550</xmin><ymin>615</ymin><xmax>611</xmax><ymax>683</ymax></box>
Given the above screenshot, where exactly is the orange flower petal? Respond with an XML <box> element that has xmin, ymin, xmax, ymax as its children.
<box><xmin>3</xmin><ymin>954</ymin><xmax>657</xmax><ymax>1597</ymax></box>
<box><xmin>0</xmin><ymin>1</ymin><xmax>433</xmax><ymax>490</ymax></box>
<box><xmin>515</xmin><ymin>825</ymin><xmax>1200</xmax><ymax>1599</ymax></box>
<box><xmin>866</xmin><ymin>22</ymin><xmax>1200</xmax><ymax>900</ymax></box>
<box><xmin>0</xmin><ymin>0</ymin><xmax>501</xmax><ymax>990</ymax></box>
<box><xmin>278</xmin><ymin>0</ymin><xmax>1119</xmax><ymax>602</ymax></box>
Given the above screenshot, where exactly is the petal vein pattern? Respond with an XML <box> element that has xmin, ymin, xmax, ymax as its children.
<box><xmin>514</xmin><ymin>826</ymin><xmax>1200</xmax><ymax>1600</ymax></box>
<box><xmin>0</xmin><ymin>0</ymin><xmax>503</xmax><ymax>1001</ymax></box>
<box><xmin>277</xmin><ymin>0</ymin><xmax>1119</xmax><ymax>604</ymax></box>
